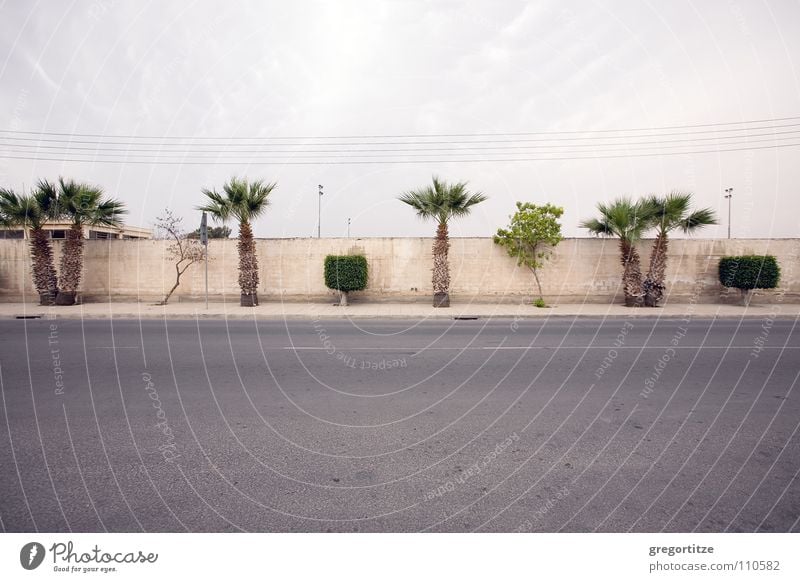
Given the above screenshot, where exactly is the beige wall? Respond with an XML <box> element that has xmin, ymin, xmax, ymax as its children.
<box><xmin>1</xmin><ymin>238</ymin><xmax>798</xmax><ymax>303</ymax></box>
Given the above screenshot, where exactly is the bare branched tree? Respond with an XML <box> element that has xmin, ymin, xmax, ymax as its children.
<box><xmin>155</xmin><ymin>209</ymin><xmax>205</xmax><ymax>305</ymax></box>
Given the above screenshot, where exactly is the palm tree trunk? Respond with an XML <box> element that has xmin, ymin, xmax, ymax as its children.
<box><xmin>619</xmin><ymin>239</ymin><xmax>644</xmax><ymax>307</ymax></box>
<box><xmin>237</xmin><ymin>220</ymin><xmax>259</xmax><ymax>306</ymax></box>
<box><xmin>29</xmin><ymin>227</ymin><xmax>58</xmax><ymax>304</ymax></box>
<box><xmin>644</xmin><ymin>232</ymin><xmax>668</xmax><ymax>307</ymax></box>
<box><xmin>56</xmin><ymin>224</ymin><xmax>84</xmax><ymax>305</ymax></box>
<box><xmin>432</xmin><ymin>221</ymin><xmax>450</xmax><ymax>307</ymax></box>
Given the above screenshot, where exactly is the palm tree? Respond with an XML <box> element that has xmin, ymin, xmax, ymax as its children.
<box><xmin>197</xmin><ymin>177</ymin><xmax>276</xmax><ymax>306</ymax></box>
<box><xmin>581</xmin><ymin>197</ymin><xmax>656</xmax><ymax>307</ymax></box>
<box><xmin>398</xmin><ymin>176</ymin><xmax>487</xmax><ymax>307</ymax></box>
<box><xmin>55</xmin><ymin>178</ymin><xmax>127</xmax><ymax>305</ymax></box>
<box><xmin>0</xmin><ymin>183</ymin><xmax>59</xmax><ymax>304</ymax></box>
<box><xmin>642</xmin><ymin>192</ymin><xmax>717</xmax><ymax>307</ymax></box>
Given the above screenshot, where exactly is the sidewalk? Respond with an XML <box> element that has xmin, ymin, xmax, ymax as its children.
<box><xmin>1</xmin><ymin>300</ymin><xmax>797</xmax><ymax>320</ymax></box>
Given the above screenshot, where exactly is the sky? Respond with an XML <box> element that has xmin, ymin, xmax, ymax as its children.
<box><xmin>0</xmin><ymin>0</ymin><xmax>798</xmax><ymax>239</ymax></box>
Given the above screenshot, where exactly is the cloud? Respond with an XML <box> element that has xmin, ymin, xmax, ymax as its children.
<box><xmin>0</xmin><ymin>0</ymin><xmax>796</xmax><ymax>238</ymax></box>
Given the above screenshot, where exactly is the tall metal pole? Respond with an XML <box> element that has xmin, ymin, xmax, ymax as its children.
<box><xmin>347</xmin><ymin>217</ymin><xmax>350</xmax><ymax>238</ymax></box>
<box><xmin>200</xmin><ymin>212</ymin><xmax>209</xmax><ymax>309</ymax></box>
<box><xmin>724</xmin><ymin>187</ymin><xmax>733</xmax><ymax>239</ymax></box>
<box><xmin>318</xmin><ymin>185</ymin><xmax>323</xmax><ymax>238</ymax></box>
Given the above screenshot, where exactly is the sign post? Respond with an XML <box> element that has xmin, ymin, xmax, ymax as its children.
<box><xmin>200</xmin><ymin>212</ymin><xmax>208</xmax><ymax>310</ymax></box>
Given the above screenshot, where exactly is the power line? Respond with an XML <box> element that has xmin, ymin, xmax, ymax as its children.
<box><xmin>2</xmin><ymin>114</ymin><xmax>798</xmax><ymax>165</ymax></box>
<box><xmin>2</xmin><ymin>134</ymin><xmax>797</xmax><ymax>160</ymax></box>
<box><xmin>1</xmin><ymin>121</ymin><xmax>798</xmax><ymax>145</ymax></box>
<box><xmin>2</xmin><ymin>141</ymin><xmax>797</xmax><ymax>165</ymax></box>
<box><xmin>2</xmin><ymin>129</ymin><xmax>797</xmax><ymax>155</ymax></box>
<box><xmin>0</xmin><ymin>115</ymin><xmax>798</xmax><ymax>140</ymax></box>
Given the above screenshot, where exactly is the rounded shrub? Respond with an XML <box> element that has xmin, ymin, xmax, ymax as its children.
<box><xmin>719</xmin><ymin>255</ymin><xmax>780</xmax><ymax>290</ymax></box>
<box><xmin>324</xmin><ymin>255</ymin><xmax>368</xmax><ymax>305</ymax></box>
<box><xmin>719</xmin><ymin>255</ymin><xmax>780</xmax><ymax>306</ymax></box>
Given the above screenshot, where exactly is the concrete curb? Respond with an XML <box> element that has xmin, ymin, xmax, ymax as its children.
<box><xmin>4</xmin><ymin>307</ymin><xmax>799</xmax><ymax>321</ymax></box>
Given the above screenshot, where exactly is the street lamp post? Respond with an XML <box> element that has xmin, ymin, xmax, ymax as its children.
<box><xmin>200</xmin><ymin>211</ymin><xmax>208</xmax><ymax>310</ymax></box>
<box><xmin>318</xmin><ymin>185</ymin><xmax>323</xmax><ymax>238</ymax></box>
<box><xmin>724</xmin><ymin>187</ymin><xmax>733</xmax><ymax>239</ymax></box>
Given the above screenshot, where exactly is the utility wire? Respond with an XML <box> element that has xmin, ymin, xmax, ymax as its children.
<box><xmin>0</xmin><ymin>114</ymin><xmax>798</xmax><ymax>140</ymax></box>
<box><xmin>2</xmin><ymin>114</ymin><xmax>798</xmax><ymax>164</ymax></box>
<box><xmin>1</xmin><ymin>135</ymin><xmax>797</xmax><ymax>160</ymax></box>
<box><xmin>2</xmin><ymin>129</ymin><xmax>797</xmax><ymax>155</ymax></box>
<box><xmin>1</xmin><ymin>122</ymin><xmax>799</xmax><ymax>147</ymax></box>
<box><xmin>2</xmin><ymin>141</ymin><xmax>798</xmax><ymax>165</ymax></box>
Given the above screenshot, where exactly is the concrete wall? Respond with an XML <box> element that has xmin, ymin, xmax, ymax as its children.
<box><xmin>1</xmin><ymin>238</ymin><xmax>798</xmax><ymax>304</ymax></box>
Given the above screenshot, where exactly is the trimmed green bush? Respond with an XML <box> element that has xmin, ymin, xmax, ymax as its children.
<box><xmin>324</xmin><ymin>255</ymin><xmax>368</xmax><ymax>305</ymax></box>
<box><xmin>719</xmin><ymin>255</ymin><xmax>780</xmax><ymax>306</ymax></box>
<box><xmin>719</xmin><ymin>255</ymin><xmax>780</xmax><ymax>290</ymax></box>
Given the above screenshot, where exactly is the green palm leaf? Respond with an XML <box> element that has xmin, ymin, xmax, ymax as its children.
<box><xmin>398</xmin><ymin>175</ymin><xmax>487</xmax><ymax>225</ymax></box>
<box><xmin>198</xmin><ymin>176</ymin><xmax>276</xmax><ymax>224</ymax></box>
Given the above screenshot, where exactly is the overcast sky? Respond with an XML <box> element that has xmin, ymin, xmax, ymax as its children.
<box><xmin>1</xmin><ymin>0</ymin><xmax>798</xmax><ymax>239</ymax></box>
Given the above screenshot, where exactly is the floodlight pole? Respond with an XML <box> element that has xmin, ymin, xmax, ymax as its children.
<box><xmin>724</xmin><ymin>187</ymin><xmax>733</xmax><ymax>239</ymax></box>
<box><xmin>318</xmin><ymin>185</ymin><xmax>323</xmax><ymax>238</ymax></box>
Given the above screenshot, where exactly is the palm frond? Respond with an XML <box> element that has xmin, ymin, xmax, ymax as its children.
<box><xmin>448</xmin><ymin>190</ymin><xmax>488</xmax><ymax>219</ymax></box>
<box><xmin>198</xmin><ymin>188</ymin><xmax>232</xmax><ymax>222</ymax></box>
<box><xmin>662</xmin><ymin>191</ymin><xmax>692</xmax><ymax>215</ymax></box>
<box><xmin>581</xmin><ymin>217</ymin><xmax>613</xmax><ymax>236</ymax></box>
<box><xmin>33</xmin><ymin>179</ymin><xmax>59</xmax><ymax>219</ymax></box>
<box><xmin>53</xmin><ymin>177</ymin><xmax>127</xmax><ymax>228</ymax></box>
<box><xmin>398</xmin><ymin>189</ymin><xmax>437</xmax><ymax>219</ymax></box>
<box><xmin>91</xmin><ymin>198</ymin><xmax>127</xmax><ymax>227</ymax></box>
<box><xmin>0</xmin><ymin>188</ymin><xmax>43</xmax><ymax>228</ymax></box>
<box><xmin>197</xmin><ymin>177</ymin><xmax>276</xmax><ymax>224</ymax></box>
<box><xmin>582</xmin><ymin>197</ymin><xmax>654</xmax><ymax>242</ymax></box>
<box><xmin>397</xmin><ymin>175</ymin><xmax>487</xmax><ymax>224</ymax></box>
<box><xmin>647</xmin><ymin>191</ymin><xmax>716</xmax><ymax>235</ymax></box>
<box><xmin>680</xmin><ymin>207</ymin><xmax>718</xmax><ymax>233</ymax></box>
<box><xmin>243</xmin><ymin>179</ymin><xmax>276</xmax><ymax>221</ymax></box>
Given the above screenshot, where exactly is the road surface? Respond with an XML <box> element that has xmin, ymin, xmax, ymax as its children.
<box><xmin>0</xmin><ymin>317</ymin><xmax>798</xmax><ymax>532</ymax></box>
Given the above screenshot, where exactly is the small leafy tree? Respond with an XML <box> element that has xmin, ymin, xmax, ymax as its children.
<box><xmin>719</xmin><ymin>255</ymin><xmax>780</xmax><ymax>306</ymax></box>
<box><xmin>155</xmin><ymin>209</ymin><xmax>205</xmax><ymax>305</ymax></box>
<box><xmin>494</xmin><ymin>202</ymin><xmax>564</xmax><ymax>306</ymax></box>
<box><xmin>324</xmin><ymin>255</ymin><xmax>368</xmax><ymax>306</ymax></box>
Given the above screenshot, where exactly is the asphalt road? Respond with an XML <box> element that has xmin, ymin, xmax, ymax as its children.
<box><xmin>0</xmin><ymin>316</ymin><xmax>798</xmax><ymax>532</ymax></box>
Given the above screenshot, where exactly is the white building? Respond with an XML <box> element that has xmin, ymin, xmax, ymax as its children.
<box><xmin>0</xmin><ymin>220</ymin><xmax>152</xmax><ymax>240</ymax></box>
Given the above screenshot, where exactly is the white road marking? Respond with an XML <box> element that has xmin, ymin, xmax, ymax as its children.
<box><xmin>282</xmin><ymin>346</ymin><xmax>798</xmax><ymax>350</ymax></box>
<box><xmin>91</xmin><ymin>346</ymin><xmax>141</xmax><ymax>349</ymax></box>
